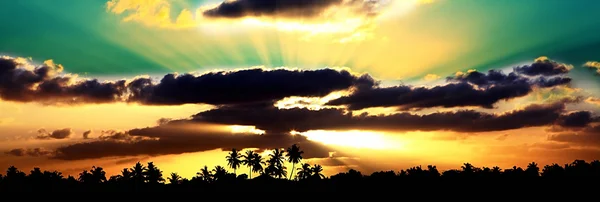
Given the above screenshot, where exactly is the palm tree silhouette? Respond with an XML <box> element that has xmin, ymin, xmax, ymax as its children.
<box><xmin>196</xmin><ymin>166</ymin><xmax>213</xmax><ymax>183</ymax></box>
<box><xmin>119</xmin><ymin>168</ymin><xmax>132</xmax><ymax>181</ymax></box>
<box><xmin>286</xmin><ymin>144</ymin><xmax>304</xmax><ymax>180</ymax></box>
<box><xmin>226</xmin><ymin>148</ymin><xmax>242</xmax><ymax>176</ymax></box>
<box><xmin>212</xmin><ymin>166</ymin><xmax>228</xmax><ymax>181</ymax></box>
<box><xmin>311</xmin><ymin>164</ymin><xmax>325</xmax><ymax>179</ymax></box>
<box><xmin>266</xmin><ymin>148</ymin><xmax>287</xmax><ymax>179</ymax></box>
<box><xmin>78</xmin><ymin>166</ymin><xmax>106</xmax><ymax>184</ymax></box>
<box><xmin>461</xmin><ymin>163</ymin><xmax>475</xmax><ymax>173</ymax></box>
<box><xmin>168</xmin><ymin>173</ymin><xmax>182</xmax><ymax>185</ymax></box>
<box><xmin>526</xmin><ymin>162</ymin><xmax>540</xmax><ymax>177</ymax></box>
<box><xmin>242</xmin><ymin>150</ymin><xmax>255</xmax><ymax>178</ymax></box>
<box><xmin>145</xmin><ymin>162</ymin><xmax>164</xmax><ymax>184</ymax></box>
<box><xmin>91</xmin><ymin>166</ymin><xmax>107</xmax><ymax>183</ymax></box>
<box><xmin>251</xmin><ymin>153</ymin><xmax>265</xmax><ymax>175</ymax></box>
<box><xmin>296</xmin><ymin>163</ymin><xmax>312</xmax><ymax>180</ymax></box>
<box><xmin>131</xmin><ymin>162</ymin><xmax>147</xmax><ymax>184</ymax></box>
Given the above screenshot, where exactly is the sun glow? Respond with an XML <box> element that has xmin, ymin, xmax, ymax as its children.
<box><xmin>296</xmin><ymin>130</ymin><xmax>397</xmax><ymax>150</ymax></box>
<box><xmin>229</xmin><ymin>125</ymin><xmax>266</xmax><ymax>135</ymax></box>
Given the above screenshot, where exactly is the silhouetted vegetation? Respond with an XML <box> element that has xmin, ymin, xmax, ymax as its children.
<box><xmin>1</xmin><ymin>144</ymin><xmax>599</xmax><ymax>192</ymax></box>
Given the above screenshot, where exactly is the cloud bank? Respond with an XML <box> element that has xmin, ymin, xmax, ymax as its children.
<box><xmin>0</xmin><ymin>56</ymin><xmax>373</xmax><ymax>106</ymax></box>
<box><xmin>328</xmin><ymin>58</ymin><xmax>573</xmax><ymax>110</ymax></box>
<box><xmin>4</xmin><ymin>55</ymin><xmax>597</xmax><ymax>161</ymax></box>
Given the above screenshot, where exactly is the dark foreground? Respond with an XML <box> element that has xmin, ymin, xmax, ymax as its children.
<box><xmin>1</xmin><ymin>159</ymin><xmax>599</xmax><ymax>193</ymax></box>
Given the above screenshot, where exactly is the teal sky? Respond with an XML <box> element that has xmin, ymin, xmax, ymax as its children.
<box><xmin>1</xmin><ymin>0</ymin><xmax>599</xmax><ymax>83</ymax></box>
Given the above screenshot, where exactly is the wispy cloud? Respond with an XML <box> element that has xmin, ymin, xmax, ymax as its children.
<box><xmin>584</xmin><ymin>61</ymin><xmax>600</xmax><ymax>74</ymax></box>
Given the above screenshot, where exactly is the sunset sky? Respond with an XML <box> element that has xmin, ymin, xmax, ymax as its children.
<box><xmin>1</xmin><ymin>0</ymin><xmax>600</xmax><ymax>179</ymax></box>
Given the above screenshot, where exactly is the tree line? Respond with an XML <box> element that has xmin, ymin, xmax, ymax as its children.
<box><xmin>1</xmin><ymin>144</ymin><xmax>599</xmax><ymax>192</ymax></box>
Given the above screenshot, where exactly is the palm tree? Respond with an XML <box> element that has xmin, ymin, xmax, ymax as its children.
<box><xmin>251</xmin><ymin>153</ymin><xmax>265</xmax><ymax>175</ymax></box>
<box><xmin>526</xmin><ymin>162</ymin><xmax>540</xmax><ymax>177</ymax></box>
<box><xmin>461</xmin><ymin>163</ymin><xmax>475</xmax><ymax>174</ymax></box>
<box><xmin>242</xmin><ymin>150</ymin><xmax>255</xmax><ymax>178</ymax></box>
<box><xmin>213</xmin><ymin>165</ymin><xmax>228</xmax><ymax>181</ymax></box>
<box><xmin>145</xmin><ymin>162</ymin><xmax>164</xmax><ymax>184</ymax></box>
<box><xmin>226</xmin><ymin>148</ymin><xmax>242</xmax><ymax>176</ymax></box>
<box><xmin>311</xmin><ymin>164</ymin><xmax>325</xmax><ymax>179</ymax></box>
<box><xmin>196</xmin><ymin>166</ymin><xmax>213</xmax><ymax>183</ymax></box>
<box><xmin>296</xmin><ymin>163</ymin><xmax>312</xmax><ymax>180</ymax></box>
<box><xmin>131</xmin><ymin>162</ymin><xmax>146</xmax><ymax>184</ymax></box>
<box><xmin>90</xmin><ymin>166</ymin><xmax>107</xmax><ymax>183</ymax></box>
<box><xmin>78</xmin><ymin>166</ymin><xmax>106</xmax><ymax>184</ymax></box>
<box><xmin>286</xmin><ymin>144</ymin><xmax>304</xmax><ymax>180</ymax></box>
<box><xmin>267</xmin><ymin>148</ymin><xmax>286</xmax><ymax>179</ymax></box>
<box><xmin>168</xmin><ymin>173</ymin><xmax>182</xmax><ymax>185</ymax></box>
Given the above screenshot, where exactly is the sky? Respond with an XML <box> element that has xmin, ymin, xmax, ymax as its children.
<box><xmin>1</xmin><ymin>0</ymin><xmax>600</xmax><ymax>179</ymax></box>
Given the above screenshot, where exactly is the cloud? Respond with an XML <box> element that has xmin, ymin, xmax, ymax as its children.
<box><xmin>548</xmin><ymin>125</ymin><xmax>600</xmax><ymax>147</ymax></box>
<box><xmin>328</xmin><ymin>63</ymin><xmax>572</xmax><ymax>111</ymax></box>
<box><xmin>157</xmin><ymin>118</ymin><xmax>172</xmax><ymax>126</ymax></box>
<box><xmin>586</xmin><ymin>97</ymin><xmax>600</xmax><ymax>106</ymax></box>
<box><xmin>104</xmin><ymin>0</ymin><xmax>430</xmax><ymax>44</ymax></box>
<box><xmin>203</xmin><ymin>0</ymin><xmax>345</xmax><ymax>18</ymax></box>
<box><xmin>83</xmin><ymin>130</ymin><xmax>92</xmax><ymax>139</ymax></box>
<box><xmin>423</xmin><ymin>74</ymin><xmax>441</xmax><ymax>81</ymax></box>
<box><xmin>50</xmin><ymin>123</ymin><xmax>336</xmax><ymax>160</ymax></box>
<box><xmin>513</xmin><ymin>56</ymin><xmax>573</xmax><ymax>76</ymax></box>
<box><xmin>192</xmin><ymin>99</ymin><xmax>582</xmax><ymax>133</ymax></box>
<box><xmin>1</xmin><ymin>56</ymin><xmax>373</xmax><ymax>106</ymax></box>
<box><xmin>0</xmin><ymin>56</ymin><xmax>126</xmax><ymax>104</ymax></box>
<box><xmin>548</xmin><ymin>109</ymin><xmax>600</xmax><ymax>147</ymax></box>
<box><xmin>36</xmin><ymin>128</ymin><xmax>74</xmax><ymax>140</ymax></box>
<box><xmin>584</xmin><ymin>61</ymin><xmax>600</xmax><ymax>74</ymax></box>
<box><xmin>127</xmin><ymin>68</ymin><xmax>374</xmax><ymax>106</ymax></box>
<box><xmin>4</xmin><ymin>148</ymin><xmax>53</xmax><ymax>157</ymax></box>
<box><xmin>496</xmin><ymin>134</ymin><xmax>509</xmax><ymax>141</ymax></box>
<box><xmin>555</xmin><ymin>111</ymin><xmax>595</xmax><ymax>128</ymax></box>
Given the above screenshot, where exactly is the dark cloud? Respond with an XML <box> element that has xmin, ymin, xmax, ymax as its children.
<box><xmin>202</xmin><ymin>0</ymin><xmax>389</xmax><ymax>19</ymax></box>
<box><xmin>98</xmin><ymin>130</ymin><xmax>149</xmax><ymax>142</ymax></box>
<box><xmin>49</xmin><ymin>123</ymin><xmax>336</xmax><ymax>160</ymax></box>
<box><xmin>82</xmin><ymin>130</ymin><xmax>92</xmax><ymax>139</ymax></box>
<box><xmin>36</xmin><ymin>128</ymin><xmax>73</xmax><ymax>140</ymax></box>
<box><xmin>0</xmin><ymin>57</ymin><xmax>126</xmax><ymax>104</ymax></box>
<box><xmin>193</xmin><ymin>100</ymin><xmax>577</xmax><ymax>133</ymax></box>
<box><xmin>327</xmin><ymin>82</ymin><xmax>533</xmax><ymax>110</ymax></box>
<box><xmin>328</xmin><ymin>67</ymin><xmax>571</xmax><ymax>111</ymax></box>
<box><xmin>203</xmin><ymin>0</ymin><xmax>344</xmax><ymax>18</ymax></box>
<box><xmin>2</xmin><ymin>56</ymin><xmax>374</xmax><ymax>106</ymax></box>
<box><xmin>4</xmin><ymin>148</ymin><xmax>53</xmax><ymax>157</ymax></box>
<box><xmin>127</xmin><ymin>68</ymin><xmax>374</xmax><ymax>106</ymax></box>
<box><xmin>513</xmin><ymin>57</ymin><xmax>572</xmax><ymax>76</ymax></box>
<box><xmin>548</xmin><ymin>125</ymin><xmax>600</xmax><ymax>146</ymax></box>
<box><xmin>547</xmin><ymin>107</ymin><xmax>600</xmax><ymax>146</ymax></box>
<box><xmin>555</xmin><ymin>111</ymin><xmax>594</xmax><ymax>128</ymax></box>
<box><xmin>156</xmin><ymin>118</ymin><xmax>172</xmax><ymax>126</ymax></box>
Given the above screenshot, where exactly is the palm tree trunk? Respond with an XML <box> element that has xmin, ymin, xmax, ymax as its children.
<box><xmin>289</xmin><ymin>163</ymin><xmax>296</xmax><ymax>180</ymax></box>
<box><xmin>249</xmin><ymin>166</ymin><xmax>252</xmax><ymax>179</ymax></box>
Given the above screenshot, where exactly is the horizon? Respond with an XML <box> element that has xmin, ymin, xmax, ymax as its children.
<box><xmin>1</xmin><ymin>0</ymin><xmax>600</xmax><ymax>181</ymax></box>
